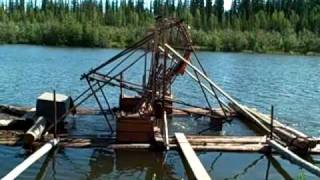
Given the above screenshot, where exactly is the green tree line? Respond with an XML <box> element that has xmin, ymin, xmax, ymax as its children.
<box><xmin>0</xmin><ymin>0</ymin><xmax>319</xmax><ymax>54</ymax></box>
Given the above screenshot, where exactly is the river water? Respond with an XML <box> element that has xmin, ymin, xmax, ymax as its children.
<box><xmin>0</xmin><ymin>45</ymin><xmax>319</xmax><ymax>179</ymax></box>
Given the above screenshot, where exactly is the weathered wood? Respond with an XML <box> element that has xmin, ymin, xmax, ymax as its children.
<box><xmin>175</xmin><ymin>133</ymin><xmax>211</xmax><ymax>180</ymax></box>
<box><xmin>117</xmin><ymin>113</ymin><xmax>154</xmax><ymax>142</ymax></box>
<box><xmin>2</xmin><ymin>130</ymin><xmax>320</xmax><ymax>155</ymax></box>
<box><xmin>244</xmin><ymin>106</ymin><xmax>317</xmax><ymax>150</ymax></box>
<box><xmin>172</xmin><ymin>135</ymin><xmax>267</xmax><ymax>144</ymax></box>
<box><xmin>268</xmin><ymin>139</ymin><xmax>320</xmax><ymax>177</ymax></box>
<box><xmin>169</xmin><ymin>106</ymin><xmax>232</xmax><ymax>119</ymax></box>
<box><xmin>0</xmin><ymin>104</ymin><xmax>32</xmax><ymax>117</ymax></box>
<box><xmin>163</xmin><ymin>111</ymin><xmax>169</xmax><ymax>149</ymax></box>
<box><xmin>246</xmin><ymin>107</ymin><xmax>308</xmax><ymax>138</ymax></box>
<box><xmin>190</xmin><ymin>144</ymin><xmax>268</xmax><ymax>152</ymax></box>
<box><xmin>24</xmin><ymin>116</ymin><xmax>47</xmax><ymax>144</ymax></box>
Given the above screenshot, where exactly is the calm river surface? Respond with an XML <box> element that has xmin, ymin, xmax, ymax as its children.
<box><xmin>0</xmin><ymin>45</ymin><xmax>320</xmax><ymax>179</ymax></box>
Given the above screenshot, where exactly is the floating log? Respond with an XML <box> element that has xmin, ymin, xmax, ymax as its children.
<box><xmin>0</xmin><ymin>104</ymin><xmax>32</xmax><ymax>117</ymax></box>
<box><xmin>0</xmin><ymin>113</ymin><xmax>30</xmax><ymax>129</ymax></box>
<box><xmin>169</xmin><ymin>106</ymin><xmax>234</xmax><ymax>119</ymax></box>
<box><xmin>175</xmin><ymin>133</ymin><xmax>211</xmax><ymax>180</ymax></box>
<box><xmin>24</xmin><ymin>116</ymin><xmax>47</xmax><ymax>144</ymax></box>
<box><xmin>243</xmin><ymin>106</ymin><xmax>317</xmax><ymax>151</ymax></box>
<box><xmin>246</xmin><ymin>108</ymin><xmax>308</xmax><ymax>138</ymax></box>
<box><xmin>2</xmin><ymin>138</ymin><xmax>59</xmax><ymax>180</ymax></box>
<box><xmin>2</xmin><ymin>128</ymin><xmax>320</xmax><ymax>155</ymax></box>
<box><xmin>0</xmin><ymin>118</ymin><xmax>20</xmax><ymax>127</ymax></box>
<box><xmin>268</xmin><ymin>139</ymin><xmax>320</xmax><ymax>177</ymax></box>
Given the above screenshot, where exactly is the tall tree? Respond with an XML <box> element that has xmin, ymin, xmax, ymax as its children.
<box><xmin>214</xmin><ymin>0</ymin><xmax>224</xmax><ymax>23</ymax></box>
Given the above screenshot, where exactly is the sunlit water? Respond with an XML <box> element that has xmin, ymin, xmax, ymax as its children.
<box><xmin>0</xmin><ymin>45</ymin><xmax>319</xmax><ymax>179</ymax></box>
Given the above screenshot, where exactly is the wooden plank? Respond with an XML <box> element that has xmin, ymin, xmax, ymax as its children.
<box><xmin>172</xmin><ymin>135</ymin><xmax>267</xmax><ymax>144</ymax></box>
<box><xmin>175</xmin><ymin>133</ymin><xmax>211</xmax><ymax>180</ymax></box>
<box><xmin>268</xmin><ymin>139</ymin><xmax>320</xmax><ymax>177</ymax></box>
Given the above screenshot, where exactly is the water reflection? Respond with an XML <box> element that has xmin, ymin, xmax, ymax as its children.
<box><xmin>85</xmin><ymin>149</ymin><xmax>178</xmax><ymax>179</ymax></box>
<box><xmin>266</xmin><ymin>155</ymin><xmax>293</xmax><ymax>180</ymax></box>
<box><xmin>224</xmin><ymin>155</ymin><xmax>264</xmax><ymax>180</ymax></box>
<box><xmin>19</xmin><ymin>146</ymin><xmax>319</xmax><ymax>180</ymax></box>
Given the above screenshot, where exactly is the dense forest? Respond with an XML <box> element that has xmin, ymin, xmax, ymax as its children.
<box><xmin>0</xmin><ymin>0</ymin><xmax>319</xmax><ymax>54</ymax></box>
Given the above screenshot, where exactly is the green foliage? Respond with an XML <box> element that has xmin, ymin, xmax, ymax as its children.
<box><xmin>0</xmin><ymin>0</ymin><xmax>319</xmax><ymax>54</ymax></box>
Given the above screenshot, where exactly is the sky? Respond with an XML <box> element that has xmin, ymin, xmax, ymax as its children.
<box><xmin>224</xmin><ymin>0</ymin><xmax>232</xmax><ymax>10</ymax></box>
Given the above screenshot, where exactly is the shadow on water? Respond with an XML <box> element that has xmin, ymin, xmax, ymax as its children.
<box><xmin>265</xmin><ymin>154</ymin><xmax>294</xmax><ymax>180</ymax></box>
<box><xmin>224</xmin><ymin>155</ymin><xmax>265</xmax><ymax>180</ymax></box>
<box><xmin>34</xmin><ymin>148</ymin><xmax>181</xmax><ymax>179</ymax></box>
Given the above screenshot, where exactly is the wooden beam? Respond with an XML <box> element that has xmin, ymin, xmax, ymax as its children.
<box><xmin>175</xmin><ymin>133</ymin><xmax>211</xmax><ymax>180</ymax></box>
<box><xmin>163</xmin><ymin>111</ymin><xmax>169</xmax><ymax>150</ymax></box>
<box><xmin>243</xmin><ymin>106</ymin><xmax>317</xmax><ymax>150</ymax></box>
<box><xmin>165</xmin><ymin>43</ymin><xmax>271</xmax><ymax>133</ymax></box>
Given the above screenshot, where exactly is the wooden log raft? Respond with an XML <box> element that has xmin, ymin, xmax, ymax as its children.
<box><xmin>245</xmin><ymin>107</ymin><xmax>318</xmax><ymax>151</ymax></box>
<box><xmin>3</xmin><ymin>131</ymin><xmax>320</xmax><ymax>154</ymax></box>
<box><xmin>232</xmin><ymin>104</ymin><xmax>317</xmax><ymax>153</ymax></box>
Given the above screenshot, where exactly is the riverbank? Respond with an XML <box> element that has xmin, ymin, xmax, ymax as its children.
<box><xmin>195</xmin><ymin>46</ymin><xmax>320</xmax><ymax>56</ymax></box>
<box><xmin>1</xmin><ymin>22</ymin><xmax>320</xmax><ymax>56</ymax></box>
<box><xmin>1</xmin><ymin>43</ymin><xmax>319</xmax><ymax>57</ymax></box>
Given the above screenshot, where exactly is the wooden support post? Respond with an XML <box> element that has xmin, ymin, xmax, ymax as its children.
<box><xmin>120</xmin><ymin>73</ymin><xmax>123</xmax><ymax>99</ymax></box>
<box><xmin>53</xmin><ymin>90</ymin><xmax>57</xmax><ymax>138</ymax></box>
<box><xmin>268</xmin><ymin>139</ymin><xmax>320</xmax><ymax>177</ymax></box>
<box><xmin>163</xmin><ymin>111</ymin><xmax>169</xmax><ymax>150</ymax></box>
<box><xmin>86</xmin><ymin>78</ymin><xmax>113</xmax><ymax>133</ymax></box>
<box><xmin>175</xmin><ymin>133</ymin><xmax>211</xmax><ymax>180</ymax></box>
<box><xmin>270</xmin><ymin>105</ymin><xmax>274</xmax><ymax>140</ymax></box>
<box><xmin>2</xmin><ymin>138</ymin><xmax>59</xmax><ymax>180</ymax></box>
